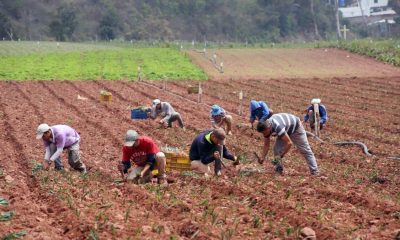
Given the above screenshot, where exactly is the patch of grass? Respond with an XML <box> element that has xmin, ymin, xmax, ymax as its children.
<box><xmin>0</xmin><ymin>211</ymin><xmax>14</xmax><ymax>221</ymax></box>
<box><xmin>0</xmin><ymin>42</ymin><xmax>207</xmax><ymax>81</ymax></box>
<box><xmin>1</xmin><ymin>230</ymin><xmax>27</xmax><ymax>240</ymax></box>
<box><xmin>0</xmin><ymin>198</ymin><xmax>8</xmax><ymax>206</ymax></box>
<box><xmin>31</xmin><ymin>160</ymin><xmax>43</xmax><ymax>175</ymax></box>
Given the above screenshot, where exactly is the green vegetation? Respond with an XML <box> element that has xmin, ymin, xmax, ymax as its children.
<box><xmin>335</xmin><ymin>39</ymin><xmax>400</xmax><ymax>66</ymax></box>
<box><xmin>0</xmin><ymin>42</ymin><xmax>207</xmax><ymax>80</ymax></box>
<box><xmin>1</xmin><ymin>230</ymin><xmax>27</xmax><ymax>240</ymax></box>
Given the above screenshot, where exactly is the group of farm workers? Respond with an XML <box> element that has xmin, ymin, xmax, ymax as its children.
<box><xmin>35</xmin><ymin>98</ymin><xmax>328</xmax><ymax>184</ymax></box>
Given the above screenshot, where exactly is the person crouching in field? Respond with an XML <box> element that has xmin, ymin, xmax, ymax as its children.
<box><xmin>256</xmin><ymin>113</ymin><xmax>320</xmax><ymax>176</ymax></box>
<box><xmin>304</xmin><ymin>100</ymin><xmax>328</xmax><ymax>131</ymax></box>
<box><xmin>117</xmin><ymin>130</ymin><xmax>167</xmax><ymax>184</ymax></box>
<box><xmin>210</xmin><ymin>104</ymin><xmax>233</xmax><ymax>135</ymax></box>
<box><xmin>148</xmin><ymin>99</ymin><xmax>185</xmax><ymax>129</ymax></box>
<box><xmin>249</xmin><ymin>100</ymin><xmax>273</xmax><ymax>129</ymax></box>
<box><xmin>189</xmin><ymin>128</ymin><xmax>239</xmax><ymax>177</ymax></box>
<box><xmin>36</xmin><ymin>123</ymin><xmax>86</xmax><ymax>173</ymax></box>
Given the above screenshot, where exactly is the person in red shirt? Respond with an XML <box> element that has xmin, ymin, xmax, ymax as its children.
<box><xmin>117</xmin><ymin>130</ymin><xmax>166</xmax><ymax>184</ymax></box>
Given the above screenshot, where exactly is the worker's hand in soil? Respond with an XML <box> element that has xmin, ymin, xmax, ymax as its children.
<box><xmin>213</xmin><ymin>151</ymin><xmax>221</xmax><ymax>160</ymax></box>
<box><xmin>117</xmin><ymin>162</ymin><xmax>124</xmax><ymax>172</ymax></box>
<box><xmin>43</xmin><ymin>160</ymin><xmax>51</xmax><ymax>170</ymax></box>
<box><xmin>258</xmin><ymin>158</ymin><xmax>264</xmax><ymax>164</ymax></box>
<box><xmin>233</xmin><ymin>157</ymin><xmax>240</xmax><ymax>166</ymax></box>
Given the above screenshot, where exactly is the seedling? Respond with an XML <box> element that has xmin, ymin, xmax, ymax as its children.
<box><xmin>152</xmin><ymin>224</ymin><xmax>164</xmax><ymax>234</ymax></box>
<box><xmin>0</xmin><ymin>211</ymin><xmax>14</xmax><ymax>221</ymax></box>
<box><xmin>88</xmin><ymin>228</ymin><xmax>99</xmax><ymax>240</ymax></box>
<box><xmin>31</xmin><ymin>160</ymin><xmax>43</xmax><ymax>175</ymax></box>
<box><xmin>0</xmin><ymin>198</ymin><xmax>9</xmax><ymax>206</ymax></box>
<box><xmin>2</xmin><ymin>230</ymin><xmax>27</xmax><ymax>240</ymax></box>
<box><xmin>252</xmin><ymin>215</ymin><xmax>261</xmax><ymax>228</ymax></box>
<box><xmin>124</xmin><ymin>202</ymin><xmax>133</xmax><ymax>223</ymax></box>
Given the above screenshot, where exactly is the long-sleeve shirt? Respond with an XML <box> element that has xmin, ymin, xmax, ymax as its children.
<box><xmin>150</xmin><ymin>102</ymin><xmax>177</xmax><ymax>123</ymax></box>
<box><xmin>250</xmin><ymin>100</ymin><xmax>271</xmax><ymax>122</ymax></box>
<box><xmin>189</xmin><ymin>130</ymin><xmax>235</xmax><ymax>164</ymax></box>
<box><xmin>304</xmin><ymin>104</ymin><xmax>328</xmax><ymax>124</ymax></box>
<box><xmin>43</xmin><ymin>125</ymin><xmax>80</xmax><ymax>161</ymax></box>
<box><xmin>209</xmin><ymin>107</ymin><xmax>227</xmax><ymax>126</ymax></box>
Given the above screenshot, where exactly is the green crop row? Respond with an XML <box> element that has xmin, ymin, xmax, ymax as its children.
<box><xmin>0</xmin><ymin>43</ymin><xmax>207</xmax><ymax>81</ymax></box>
<box><xmin>323</xmin><ymin>39</ymin><xmax>400</xmax><ymax>66</ymax></box>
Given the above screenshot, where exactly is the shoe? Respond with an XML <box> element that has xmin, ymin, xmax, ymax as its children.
<box><xmin>227</xmin><ymin>131</ymin><xmax>232</xmax><ymax>135</ymax></box>
<box><xmin>157</xmin><ymin>178</ymin><xmax>168</xmax><ymax>186</ymax></box>
<box><xmin>311</xmin><ymin>170</ymin><xmax>320</xmax><ymax>176</ymax></box>
<box><xmin>275</xmin><ymin>164</ymin><xmax>284</xmax><ymax>175</ymax></box>
<box><xmin>216</xmin><ymin>170</ymin><xmax>222</xmax><ymax>176</ymax></box>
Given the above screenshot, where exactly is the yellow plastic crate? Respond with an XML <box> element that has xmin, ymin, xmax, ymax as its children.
<box><xmin>100</xmin><ymin>90</ymin><xmax>112</xmax><ymax>101</ymax></box>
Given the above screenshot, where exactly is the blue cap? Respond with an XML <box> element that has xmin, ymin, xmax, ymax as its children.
<box><xmin>211</xmin><ymin>105</ymin><xmax>222</xmax><ymax>116</ymax></box>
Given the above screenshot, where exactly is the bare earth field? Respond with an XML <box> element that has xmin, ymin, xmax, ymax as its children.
<box><xmin>188</xmin><ymin>48</ymin><xmax>400</xmax><ymax>79</ymax></box>
<box><xmin>0</xmin><ymin>48</ymin><xmax>399</xmax><ymax>239</ymax></box>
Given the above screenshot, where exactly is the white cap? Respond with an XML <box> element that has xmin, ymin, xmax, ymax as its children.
<box><xmin>125</xmin><ymin>130</ymin><xmax>139</xmax><ymax>147</ymax></box>
<box><xmin>311</xmin><ymin>98</ymin><xmax>321</xmax><ymax>104</ymax></box>
<box><xmin>152</xmin><ymin>99</ymin><xmax>161</xmax><ymax>106</ymax></box>
<box><xmin>36</xmin><ymin>123</ymin><xmax>50</xmax><ymax>140</ymax></box>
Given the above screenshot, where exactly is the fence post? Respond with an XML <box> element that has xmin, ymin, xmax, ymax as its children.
<box><xmin>220</xmin><ymin>62</ymin><xmax>224</xmax><ymax>73</ymax></box>
<box><xmin>239</xmin><ymin>90</ymin><xmax>243</xmax><ymax>116</ymax></box>
<box><xmin>198</xmin><ymin>82</ymin><xmax>202</xmax><ymax>103</ymax></box>
<box><xmin>137</xmin><ymin>66</ymin><xmax>141</xmax><ymax>81</ymax></box>
<box><xmin>313</xmin><ymin>103</ymin><xmax>320</xmax><ymax>137</ymax></box>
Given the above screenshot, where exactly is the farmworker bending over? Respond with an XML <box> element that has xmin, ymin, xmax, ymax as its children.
<box><xmin>117</xmin><ymin>130</ymin><xmax>167</xmax><ymax>184</ymax></box>
<box><xmin>210</xmin><ymin>104</ymin><xmax>233</xmax><ymax>135</ymax></box>
<box><xmin>249</xmin><ymin>100</ymin><xmax>273</xmax><ymax>129</ymax></box>
<box><xmin>256</xmin><ymin>113</ymin><xmax>319</xmax><ymax>176</ymax></box>
<box><xmin>149</xmin><ymin>99</ymin><xmax>185</xmax><ymax>129</ymax></box>
<box><xmin>189</xmin><ymin>128</ymin><xmax>239</xmax><ymax>177</ymax></box>
<box><xmin>304</xmin><ymin>99</ymin><xmax>328</xmax><ymax>131</ymax></box>
<box><xmin>36</xmin><ymin>123</ymin><xmax>86</xmax><ymax>173</ymax></box>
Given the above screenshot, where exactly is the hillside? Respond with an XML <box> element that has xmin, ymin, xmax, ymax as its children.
<box><xmin>0</xmin><ymin>0</ymin><xmax>339</xmax><ymax>42</ymax></box>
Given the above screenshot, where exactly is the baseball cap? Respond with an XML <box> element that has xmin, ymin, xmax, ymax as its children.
<box><xmin>125</xmin><ymin>130</ymin><xmax>139</xmax><ymax>147</ymax></box>
<box><xmin>212</xmin><ymin>128</ymin><xmax>226</xmax><ymax>145</ymax></box>
<box><xmin>36</xmin><ymin>123</ymin><xmax>50</xmax><ymax>139</ymax></box>
<box><xmin>211</xmin><ymin>105</ymin><xmax>222</xmax><ymax>116</ymax></box>
<box><xmin>152</xmin><ymin>99</ymin><xmax>161</xmax><ymax>107</ymax></box>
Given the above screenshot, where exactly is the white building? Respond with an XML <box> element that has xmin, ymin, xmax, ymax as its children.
<box><xmin>339</xmin><ymin>0</ymin><xmax>396</xmax><ymax>18</ymax></box>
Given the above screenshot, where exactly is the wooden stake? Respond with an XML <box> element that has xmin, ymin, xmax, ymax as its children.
<box><xmin>137</xmin><ymin>66</ymin><xmax>141</xmax><ymax>81</ymax></box>
<box><xmin>198</xmin><ymin>82</ymin><xmax>202</xmax><ymax>103</ymax></box>
<box><xmin>313</xmin><ymin>103</ymin><xmax>320</xmax><ymax>137</ymax></box>
<box><xmin>239</xmin><ymin>90</ymin><xmax>243</xmax><ymax>116</ymax></box>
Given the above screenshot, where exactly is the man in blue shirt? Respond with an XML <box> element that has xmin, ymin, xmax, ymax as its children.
<box><xmin>304</xmin><ymin>102</ymin><xmax>328</xmax><ymax>130</ymax></box>
<box><xmin>249</xmin><ymin>100</ymin><xmax>273</xmax><ymax>129</ymax></box>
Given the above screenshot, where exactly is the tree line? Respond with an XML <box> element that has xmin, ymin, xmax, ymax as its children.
<box><xmin>0</xmin><ymin>0</ymin><xmax>398</xmax><ymax>42</ymax></box>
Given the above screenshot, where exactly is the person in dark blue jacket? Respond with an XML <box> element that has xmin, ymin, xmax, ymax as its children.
<box><xmin>249</xmin><ymin>100</ymin><xmax>273</xmax><ymax>129</ymax></box>
<box><xmin>304</xmin><ymin>103</ymin><xmax>328</xmax><ymax>130</ymax></box>
<box><xmin>189</xmin><ymin>128</ymin><xmax>238</xmax><ymax>177</ymax></box>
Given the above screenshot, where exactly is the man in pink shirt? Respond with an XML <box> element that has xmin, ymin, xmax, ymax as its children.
<box><xmin>36</xmin><ymin>123</ymin><xmax>86</xmax><ymax>173</ymax></box>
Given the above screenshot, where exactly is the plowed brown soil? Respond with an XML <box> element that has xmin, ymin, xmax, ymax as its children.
<box><xmin>1</xmin><ymin>48</ymin><xmax>399</xmax><ymax>239</ymax></box>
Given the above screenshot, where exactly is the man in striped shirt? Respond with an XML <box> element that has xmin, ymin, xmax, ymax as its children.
<box><xmin>256</xmin><ymin>113</ymin><xmax>319</xmax><ymax>175</ymax></box>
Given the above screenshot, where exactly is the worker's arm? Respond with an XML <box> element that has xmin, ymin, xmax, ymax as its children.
<box><xmin>261</xmin><ymin>136</ymin><xmax>270</xmax><ymax>163</ymax></box>
<box><xmin>140</xmin><ymin>154</ymin><xmax>156</xmax><ymax>177</ymax></box>
<box><xmin>277</xmin><ymin>133</ymin><xmax>292</xmax><ymax>158</ymax></box>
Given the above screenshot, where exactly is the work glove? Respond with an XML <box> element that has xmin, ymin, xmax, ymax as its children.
<box><xmin>233</xmin><ymin>157</ymin><xmax>240</xmax><ymax>166</ymax></box>
<box><xmin>271</xmin><ymin>156</ymin><xmax>282</xmax><ymax>166</ymax></box>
